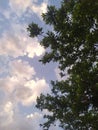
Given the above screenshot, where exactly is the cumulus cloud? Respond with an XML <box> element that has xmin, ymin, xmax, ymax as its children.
<box><xmin>0</xmin><ymin>59</ymin><xmax>35</xmax><ymax>92</ymax></box>
<box><xmin>0</xmin><ymin>77</ymin><xmax>18</xmax><ymax>93</ymax></box>
<box><xmin>0</xmin><ymin>24</ymin><xmax>45</xmax><ymax>58</ymax></box>
<box><xmin>25</xmin><ymin>74</ymin><xmax>49</xmax><ymax>106</ymax></box>
<box><xmin>22</xmin><ymin>78</ymin><xmax>50</xmax><ymax>105</ymax></box>
<box><xmin>9</xmin><ymin>78</ymin><xmax>50</xmax><ymax>106</ymax></box>
<box><xmin>9</xmin><ymin>0</ymin><xmax>32</xmax><ymax>16</ymax></box>
<box><xmin>10</xmin><ymin>60</ymin><xmax>35</xmax><ymax>80</ymax></box>
<box><xmin>31</xmin><ymin>2</ymin><xmax>48</xmax><ymax>18</ymax></box>
<box><xmin>0</xmin><ymin>58</ymin><xmax>50</xmax><ymax>106</ymax></box>
<box><xmin>0</xmin><ymin>101</ymin><xmax>14</xmax><ymax>127</ymax></box>
<box><xmin>9</xmin><ymin>0</ymin><xmax>48</xmax><ymax>18</ymax></box>
<box><xmin>0</xmin><ymin>100</ymin><xmax>60</xmax><ymax>130</ymax></box>
<box><xmin>0</xmin><ymin>110</ymin><xmax>57</xmax><ymax>130</ymax></box>
<box><xmin>26</xmin><ymin>41</ymin><xmax>45</xmax><ymax>58</ymax></box>
<box><xmin>0</xmin><ymin>32</ymin><xmax>24</xmax><ymax>57</ymax></box>
<box><xmin>0</xmin><ymin>58</ymin><xmax>51</xmax><ymax>129</ymax></box>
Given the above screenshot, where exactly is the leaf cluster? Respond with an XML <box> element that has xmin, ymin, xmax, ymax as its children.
<box><xmin>28</xmin><ymin>0</ymin><xmax>98</xmax><ymax>129</ymax></box>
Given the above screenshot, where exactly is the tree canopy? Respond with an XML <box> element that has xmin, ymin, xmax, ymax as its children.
<box><xmin>27</xmin><ymin>0</ymin><xmax>98</xmax><ymax>129</ymax></box>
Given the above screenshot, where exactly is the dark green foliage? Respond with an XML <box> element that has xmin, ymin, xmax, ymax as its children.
<box><xmin>28</xmin><ymin>0</ymin><xmax>98</xmax><ymax>129</ymax></box>
<box><xmin>27</xmin><ymin>22</ymin><xmax>43</xmax><ymax>37</ymax></box>
<box><xmin>42</xmin><ymin>6</ymin><xmax>57</xmax><ymax>25</ymax></box>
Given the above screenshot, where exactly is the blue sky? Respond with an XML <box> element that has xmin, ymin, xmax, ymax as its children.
<box><xmin>0</xmin><ymin>0</ymin><xmax>63</xmax><ymax>130</ymax></box>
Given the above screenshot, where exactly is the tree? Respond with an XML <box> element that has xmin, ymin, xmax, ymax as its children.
<box><xmin>27</xmin><ymin>0</ymin><xmax>98</xmax><ymax>129</ymax></box>
<box><xmin>27</xmin><ymin>22</ymin><xmax>42</xmax><ymax>37</ymax></box>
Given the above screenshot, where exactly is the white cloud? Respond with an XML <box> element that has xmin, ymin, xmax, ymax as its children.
<box><xmin>9</xmin><ymin>0</ymin><xmax>48</xmax><ymax>18</ymax></box>
<box><xmin>4</xmin><ymin>59</ymin><xmax>50</xmax><ymax>106</ymax></box>
<box><xmin>0</xmin><ymin>99</ymin><xmax>61</xmax><ymax>130</ymax></box>
<box><xmin>0</xmin><ymin>59</ymin><xmax>35</xmax><ymax>93</ymax></box>
<box><xmin>0</xmin><ymin>101</ymin><xmax>14</xmax><ymax>127</ymax></box>
<box><xmin>0</xmin><ymin>32</ymin><xmax>24</xmax><ymax>57</ymax></box>
<box><xmin>10</xmin><ymin>60</ymin><xmax>35</xmax><ymax>80</ymax></box>
<box><xmin>31</xmin><ymin>2</ymin><xmax>47</xmax><ymax>18</ymax></box>
<box><xmin>0</xmin><ymin>58</ymin><xmax>51</xmax><ymax>129</ymax></box>
<box><xmin>0</xmin><ymin>24</ymin><xmax>45</xmax><ymax>58</ymax></box>
<box><xmin>10</xmin><ymin>78</ymin><xmax>50</xmax><ymax>106</ymax></box>
<box><xmin>22</xmin><ymin>78</ymin><xmax>50</xmax><ymax>105</ymax></box>
<box><xmin>9</xmin><ymin>0</ymin><xmax>32</xmax><ymax>16</ymax></box>
<box><xmin>26</xmin><ymin>41</ymin><xmax>45</xmax><ymax>58</ymax></box>
<box><xmin>0</xmin><ymin>107</ymin><xmax>43</xmax><ymax>130</ymax></box>
<box><xmin>0</xmin><ymin>77</ymin><xmax>19</xmax><ymax>93</ymax></box>
<box><xmin>0</xmin><ymin>59</ymin><xmax>50</xmax><ymax>106</ymax></box>
<box><xmin>27</xmin><ymin>112</ymin><xmax>43</xmax><ymax>123</ymax></box>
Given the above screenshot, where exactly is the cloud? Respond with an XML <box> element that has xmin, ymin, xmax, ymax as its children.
<box><xmin>11</xmin><ymin>78</ymin><xmax>50</xmax><ymax>106</ymax></box>
<box><xmin>9</xmin><ymin>0</ymin><xmax>48</xmax><ymax>18</ymax></box>
<box><xmin>0</xmin><ymin>59</ymin><xmax>50</xmax><ymax>106</ymax></box>
<box><xmin>0</xmin><ymin>23</ymin><xmax>45</xmax><ymax>58</ymax></box>
<box><xmin>26</xmin><ymin>37</ymin><xmax>45</xmax><ymax>58</ymax></box>
<box><xmin>0</xmin><ymin>59</ymin><xmax>35</xmax><ymax>93</ymax></box>
<box><xmin>9</xmin><ymin>0</ymin><xmax>32</xmax><ymax>16</ymax></box>
<box><xmin>31</xmin><ymin>2</ymin><xmax>48</xmax><ymax>18</ymax></box>
<box><xmin>26</xmin><ymin>112</ymin><xmax>43</xmax><ymax>130</ymax></box>
<box><xmin>0</xmin><ymin>32</ymin><xmax>24</xmax><ymax>57</ymax></box>
<box><xmin>0</xmin><ymin>58</ymin><xmax>51</xmax><ymax>129</ymax></box>
<box><xmin>22</xmin><ymin>78</ymin><xmax>50</xmax><ymax>105</ymax></box>
<box><xmin>0</xmin><ymin>103</ymin><xmax>43</xmax><ymax>130</ymax></box>
<box><xmin>27</xmin><ymin>111</ymin><xmax>62</xmax><ymax>130</ymax></box>
<box><xmin>0</xmin><ymin>100</ymin><xmax>61</xmax><ymax>130</ymax></box>
<box><xmin>13</xmin><ymin>60</ymin><xmax>50</xmax><ymax>106</ymax></box>
<box><xmin>10</xmin><ymin>60</ymin><xmax>35</xmax><ymax>80</ymax></box>
<box><xmin>0</xmin><ymin>101</ymin><xmax>14</xmax><ymax>127</ymax></box>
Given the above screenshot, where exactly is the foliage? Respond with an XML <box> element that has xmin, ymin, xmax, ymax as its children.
<box><xmin>28</xmin><ymin>0</ymin><xmax>98</xmax><ymax>129</ymax></box>
<box><xmin>27</xmin><ymin>22</ymin><xmax>42</xmax><ymax>37</ymax></box>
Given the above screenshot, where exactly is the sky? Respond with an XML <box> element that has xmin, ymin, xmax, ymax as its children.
<box><xmin>0</xmin><ymin>0</ymin><xmax>63</xmax><ymax>130</ymax></box>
